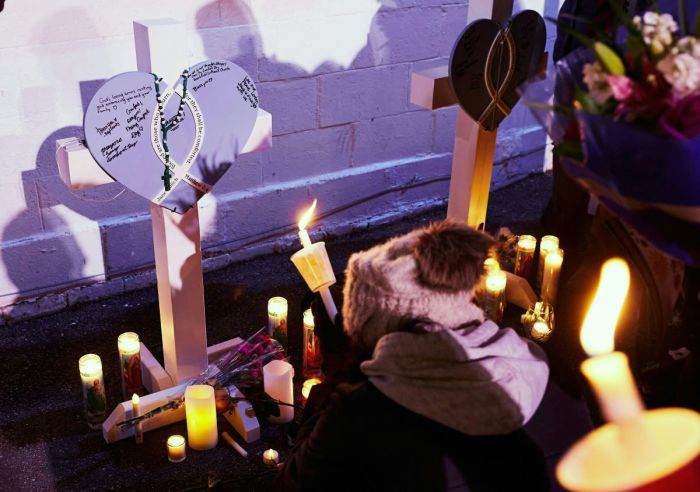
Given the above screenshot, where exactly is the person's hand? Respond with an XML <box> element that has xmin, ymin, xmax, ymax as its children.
<box><xmin>310</xmin><ymin>288</ymin><xmax>345</xmax><ymax>353</ymax></box>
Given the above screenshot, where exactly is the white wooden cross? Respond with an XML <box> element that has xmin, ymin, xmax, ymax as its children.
<box><xmin>55</xmin><ymin>19</ymin><xmax>272</xmax><ymax>442</ymax></box>
<box><xmin>411</xmin><ymin>0</ymin><xmax>544</xmax><ymax>308</ymax></box>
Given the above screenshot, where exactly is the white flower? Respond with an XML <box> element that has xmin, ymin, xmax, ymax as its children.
<box><xmin>658</xmin><ymin>52</ymin><xmax>700</xmax><ymax>96</ymax></box>
<box><xmin>633</xmin><ymin>12</ymin><xmax>678</xmax><ymax>55</ymax></box>
<box><xmin>675</xmin><ymin>36</ymin><xmax>700</xmax><ymax>58</ymax></box>
<box><xmin>582</xmin><ymin>62</ymin><xmax>613</xmax><ymax>105</ymax></box>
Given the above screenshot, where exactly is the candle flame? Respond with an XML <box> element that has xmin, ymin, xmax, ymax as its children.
<box><xmin>132</xmin><ymin>393</ymin><xmax>140</xmax><ymax>405</ymax></box>
<box><xmin>298</xmin><ymin>199</ymin><xmax>318</xmax><ymax>231</ymax></box>
<box><xmin>580</xmin><ymin>258</ymin><xmax>630</xmax><ymax>357</ymax></box>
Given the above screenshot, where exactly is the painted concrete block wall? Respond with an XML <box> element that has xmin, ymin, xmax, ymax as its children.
<box><xmin>0</xmin><ymin>0</ymin><xmax>563</xmax><ymax>323</ymax></box>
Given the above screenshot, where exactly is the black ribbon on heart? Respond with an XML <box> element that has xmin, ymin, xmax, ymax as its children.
<box><xmin>449</xmin><ymin>10</ymin><xmax>547</xmax><ymax>132</ymax></box>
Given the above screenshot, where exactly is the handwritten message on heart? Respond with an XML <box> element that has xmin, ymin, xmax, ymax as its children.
<box><xmin>449</xmin><ymin>10</ymin><xmax>546</xmax><ymax>132</ymax></box>
<box><xmin>84</xmin><ymin>60</ymin><xmax>259</xmax><ymax>214</ymax></box>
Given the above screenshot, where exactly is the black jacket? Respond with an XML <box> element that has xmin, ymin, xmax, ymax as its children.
<box><xmin>275</xmin><ymin>299</ymin><xmax>549</xmax><ymax>491</ymax></box>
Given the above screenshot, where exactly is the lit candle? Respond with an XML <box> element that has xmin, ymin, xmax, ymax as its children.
<box><xmin>483</xmin><ymin>269</ymin><xmax>507</xmax><ymax>322</ymax></box>
<box><xmin>167</xmin><ymin>435</ymin><xmax>186</xmax><ymax>463</ymax></box>
<box><xmin>298</xmin><ymin>199</ymin><xmax>317</xmax><ymax>248</ymax></box>
<box><xmin>514</xmin><ymin>235</ymin><xmax>537</xmax><ymax>278</ymax></box>
<box><xmin>185</xmin><ymin>385</ymin><xmax>218</xmax><ymax>450</ymax></box>
<box><xmin>302</xmin><ymin>378</ymin><xmax>322</xmax><ymax>402</ymax></box>
<box><xmin>267</xmin><ymin>297</ymin><xmax>288</xmax><ymax>345</ymax></box>
<box><xmin>537</xmin><ymin>235</ymin><xmax>559</xmax><ymax>287</ymax></box>
<box><xmin>263</xmin><ymin>360</ymin><xmax>295</xmax><ymax>424</ymax></box>
<box><xmin>557</xmin><ymin>258</ymin><xmax>700</xmax><ymax>491</ymax></box>
<box><xmin>132</xmin><ymin>393</ymin><xmax>143</xmax><ymax>444</ymax></box>
<box><xmin>521</xmin><ymin>301</ymin><xmax>555</xmax><ymax>342</ymax></box>
<box><xmin>117</xmin><ymin>332</ymin><xmax>144</xmax><ymax>399</ymax></box>
<box><xmin>79</xmin><ymin>353</ymin><xmax>107</xmax><ymax>429</ymax></box>
<box><xmin>291</xmin><ymin>200</ymin><xmax>338</xmax><ymax>322</ymax></box>
<box><xmin>263</xmin><ymin>448</ymin><xmax>280</xmax><ymax>466</ymax></box>
<box><xmin>302</xmin><ymin>309</ymin><xmax>322</xmax><ymax>378</ymax></box>
<box><xmin>541</xmin><ymin>248</ymin><xmax>563</xmax><ymax>306</ymax></box>
<box><xmin>579</xmin><ymin>258</ymin><xmax>643</xmax><ymax>423</ymax></box>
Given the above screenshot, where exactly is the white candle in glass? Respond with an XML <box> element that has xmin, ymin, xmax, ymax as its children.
<box><xmin>167</xmin><ymin>434</ymin><xmax>186</xmax><ymax>462</ymax></box>
<box><xmin>264</xmin><ymin>360</ymin><xmax>295</xmax><ymax>424</ymax></box>
<box><xmin>541</xmin><ymin>248</ymin><xmax>564</xmax><ymax>306</ymax></box>
<box><xmin>537</xmin><ymin>235</ymin><xmax>559</xmax><ymax>287</ymax></box>
<box><xmin>267</xmin><ymin>297</ymin><xmax>288</xmax><ymax>343</ymax></box>
<box><xmin>579</xmin><ymin>258</ymin><xmax>643</xmax><ymax>423</ymax></box>
<box><xmin>79</xmin><ymin>353</ymin><xmax>107</xmax><ymax>429</ymax></box>
<box><xmin>483</xmin><ymin>270</ymin><xmax>507</xmax><ymax>322</ymax></box>
<box><xmin>117</xmin><ymin>331</ymin><xmax>143</xmax><ymax>399</ymax></box>
<box><xmin>303</xmin><ymin>308</ymin><xmax>322</xmax><ymax>378</ymax></box>
<box><xmin>514</xmin><ymin>235</ymin><xmax>537</xmax><ymax>278</ymax></box>
<box><xmin>263</xmin><ymin>448</ymin><xmax>280</xmax><ymax>466</ymax></box>
<box><xmin>185</xmin><ymin>385</ymin><xmax>218</xmax><ymax>450</ymax></box>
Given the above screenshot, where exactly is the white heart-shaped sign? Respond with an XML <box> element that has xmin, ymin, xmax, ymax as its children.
<box><xmin>83</xmin><ymin>60</ymin><xmax>259</xmax><ymax>214</ymax></box>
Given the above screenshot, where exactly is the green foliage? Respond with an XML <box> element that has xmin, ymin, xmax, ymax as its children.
<box><xmin>594</xmin><ymin>42</ymin><xmax>626</xmax><ymax>75</ymax></box>
<box><xmin>553</xmin><ymin>140</ymin><xmax>584</xmax><ymax>161</ymax></box>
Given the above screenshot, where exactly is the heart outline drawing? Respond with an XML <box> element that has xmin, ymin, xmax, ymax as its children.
<box><xmin>83</xmin><ymin>60</ymin><xmax>259</xmax><ymax>214</ymax></box>
<box><xmin>448</xmin><ymin>10</ymin><xmax>546</xmax><ymax>132</ymax></box>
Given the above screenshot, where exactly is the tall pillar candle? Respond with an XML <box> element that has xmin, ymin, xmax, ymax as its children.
<box><xmin>185</xmin><ymin>385</ymin><xmax>218</xmax><ymax>450</ymax></box>
<box><xmin>541</xmin><ymin>248</ymin><xmax>564</xmax><ymax>306</ymax></box>
<box><xmin>537</xmin><ymin>235</ymin><xmax>559</xmax><ymax>288</ymax></box>
<box><xmin>117</xmin><ymin>332</ymin><xmax>144</xmax><ymax>399</ymax></box>
<box><xmin>302</xmin><ymin>308</ymin><xmax>322</xmax><ymax>378</ymax></box>
<box><xmin>267</xmin><ymin>297</ymin><xmax>288</xmax><ymax>346</ymax></box>
<box><xmin>263</xmin><ymin>360</ymin><xmax>294</xmax><ymax>424</ymax></box>
<box><xmin>483</xmin><ymin>270</ymin><xmax>507</xmax><ymax>323</ymax></box>
<box><xmin>514</xmin><ymin>235</ymin><xmax>536</xmax><ymax>278</ymax></box>
<box><xmin>79</xmin><ymin>354</ymin><xmax>107</xmax><ymax>429</ymax></box>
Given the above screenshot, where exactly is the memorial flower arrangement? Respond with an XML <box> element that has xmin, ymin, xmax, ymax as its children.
<box><xmin>565</xmin><ymin>5</ymin><xmax>700</xmax><ymax>140</ymax></box>
<box><xmin>526</xmin><ymin>1</ymin><xmax>700</xmax><ymax>264</ymax></box>
<box><xmin>118</xmin><ymin>328</ymin><xmax>286</xmax><ymax>430</ymax></box>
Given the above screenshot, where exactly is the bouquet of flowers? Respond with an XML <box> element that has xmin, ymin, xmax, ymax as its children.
<box><xmin>525</xmin><ymin>1</ymin><xmax>700</xmax><ymax>264</ymax></box>
<box><xmin>118</xmin><ymin>328</ymin><xmax>286</xmax><ymax>430</ymax></box>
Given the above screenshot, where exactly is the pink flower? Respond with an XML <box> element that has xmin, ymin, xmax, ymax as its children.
<box><xmin>608</xmin><ymin>75</ymin><xmax>634</xmax><ymax>100</ymax></box>
<box><xmin>660</xmin><ymin>93</ymin><xmax>700</xmax><ymax>139</ymax></box>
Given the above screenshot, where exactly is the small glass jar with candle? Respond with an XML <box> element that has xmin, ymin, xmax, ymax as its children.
<box><xmin>302</xmin><ymin>309</ymin><xmax>322</xmax><ymax>378</ymax></box>
<box><xmin>117</xmin><ymin>332</ymin><xmax>144</xmax><ymax>400</ymax></box>
<box><xmin>79</xmin><ymin>354</ymin><xmax>107</xmax><ymax>429</ymax></box>
<box><xmin>301</xmin><ymin>378</ymin><xmax>322</xmax><ymax>405</ymax></box>
<box><xmin>537</xmin><ymin>235</ymin><xmax>559</xmax><ymax>288</ymax></box>
<box><xmin>167</xmin><ymin>435</ymin><xmax>187</xmax><ymax>463</ymax></box>
<box><xmin>514</xmin><ymin>235</ymin><xmax>537</xmax><ymax>278</ymax></box>
<box><xmin>482</xmin><ymin>270</ymin><xmax>507</xmax><ymax>323</ymax></box>
<box><xmin>267</xmin><ymin>297</ymin><xmax>288</xmax><ymax>346</ymax></box>
<box><xmin>263</xmin><ymin>448</ymin><xmax>279</xmax><ymax>466</ymax></box>
<box><xmin>521</xmin><ymin>301</ymin><xmax>555</xmax><ymax>342</ymax></box>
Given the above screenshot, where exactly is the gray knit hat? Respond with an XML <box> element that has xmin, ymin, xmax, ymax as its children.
<box><xmin>342</xmin><ymin>221</ymin><xmax>494</xmax><ymax>349</ymax></box>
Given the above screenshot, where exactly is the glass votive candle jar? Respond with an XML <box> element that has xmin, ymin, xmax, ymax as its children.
<box><xmin>514</xmin><ymin>235</ymin><xmax>537</xmax><ymax>278</ymax></box>
<box><xmin>521</xmin><ymin>301</ymin><xmax>555</xmax><ymax>342</ymax></box>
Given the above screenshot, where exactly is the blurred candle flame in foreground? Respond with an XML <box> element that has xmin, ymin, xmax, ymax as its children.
<box><xmin>580</xmin><ymin>258</ymin><xmax>630</xmax><ymax>356</ymax></box>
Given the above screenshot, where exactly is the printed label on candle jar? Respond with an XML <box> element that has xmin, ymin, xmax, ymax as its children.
<box><xmin>303</xmin><ymin>325</ymin><xmax>322</xmax><ymax>378</ymax></box>
<box><xmin>120</xmin><ymin>350</ymin><xmax>144</xmax><ymax>398</ymax></box>
<box><xmin>79</xmin><ymin>355</ymin><xmax>107</xmax><ymax>429</ymax></box>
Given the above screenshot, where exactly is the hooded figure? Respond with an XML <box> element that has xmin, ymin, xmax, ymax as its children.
<box><xmin>276</xmin><ymin>221</ymin><xmax>550</xmax><ymax>491</ymax></box>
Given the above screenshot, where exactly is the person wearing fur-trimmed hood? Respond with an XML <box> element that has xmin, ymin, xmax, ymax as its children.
<box><xmin>276</xmin><ymin>221</ymin><xmax>550</xmax><ymax>491</ymax></box>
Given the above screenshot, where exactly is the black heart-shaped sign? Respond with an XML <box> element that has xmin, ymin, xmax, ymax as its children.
<box><xmin>449</xmin><ymin>10</ymin><xmax>546</xmax><ymax>131</ymax></box>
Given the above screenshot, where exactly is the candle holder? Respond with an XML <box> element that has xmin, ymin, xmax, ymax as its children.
<box><xmin>520</xmin><ymin>301</ymin><xmax>555</xmax><ymax>342</ymax></box>
<box><xmin>537</xmin><ymin>235</ymin><xmax>559</xmax><ymax>288</ymax></box>
<box><xmin>514</xmin><ymin>235</ymin><xmax>537</xmax><ymax>278</ymax></box>
<box><xmin>541</xmin><ymin>247</ymin><xmax>564</xmax><ymax>306</ymax></box>
<box><xmin>117</xmin><ymin>332</ymin><xmax>144</xmax><ymax>400</ymax></box>
<box><xmin>267</xmin><ymin>297</ymin><xmax>288</xmax><ymax>346</ymax></box>
<box><xmin>290</xmin><ymin>242</ymin><xmax>336</xmax><ymax>293</ymax></box>
<box><xmin>302</xmin><ymin>309</ymin><xmax>322</xmax><ymax>378</ymax></box>
<box><xmin>167</xmin><ymin>435</ymin><xmax>187</xmax><ymax>463</ymax></box>
<box><xmin>301</xmin><ymin>377</ymin><xmax>322</xmax><ymax>405</ymax></box>
<box><xmin>482</xmin><ymin>270</ymin><xmax>507</xmax><ymax>323</ymax></box>
<box><xmin>263</xmin><ymin>360</ymin><xmax>294</xmax><ymax>424</ymax></box>
<box><xmin>79</xmin><ymin>354</ymin><xmax>107</xmax><ymax>430</ymax></box>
